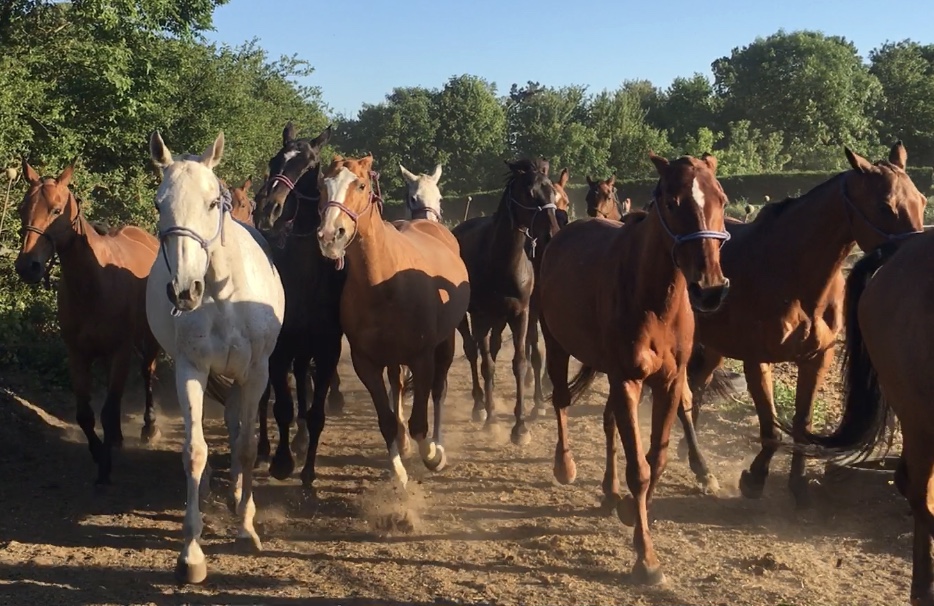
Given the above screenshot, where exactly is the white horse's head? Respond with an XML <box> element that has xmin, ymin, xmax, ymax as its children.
<box><xmin>400</xmin><ymin>163</ymin><xmax>443</xmax><ymax>221</ymax></box>
<box><xmin>149</xmin><ymin>130</ymin><xmax>228</xmax><ymax>312</ymax></box>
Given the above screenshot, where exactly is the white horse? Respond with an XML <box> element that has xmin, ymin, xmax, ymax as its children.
<box><xmin>146</xmin><ymin>130</ymin><xmax>285</xmax><ymax>584</ymax></box>
<box><xmin>400</xmin><ymin>163</ymin><xmax>443</xmax><ymax>222</ymax></box>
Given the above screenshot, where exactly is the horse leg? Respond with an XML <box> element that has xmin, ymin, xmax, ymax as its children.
<box><xmin>291</xmin><ymin>355</ymin><xmax>312</xmax><ymax>458</ymax></box>
<box><xmin>527</xmin><ymin>316</ymin><xmax>548</xmax><ymax>419</ymax></box>
<box><xmin>457</xmin><ymin>315</ymin><xmax>484</xmax><ymax>417</ymax></box>
<box><xmin>268</xmin><ymin>350</ymin><xmax>296</xmax><ymax>481</ymax></box>
<box><xmin>902</xmin><ymin>444</ymin><xmax>934</xmax><ymax>606</ymax></box>
<box><xmin>541</xmin><ymin>317</ymin><xmax>575</xmax><ymax>484</ymax></box>
<box><xmin>256</xmin><ymin>381</ymin><xmax>272</xmax><ymax>464</ymax></box>
<box><xmin>677</xmin><ymin>386</ymin><xmax>719</xmax><ymax>494</ymax></box>
<box><xmin>644</xmin><ymin>368</ymin><xmax>697</xmax><ymax>509</ymax></box>
<box><xmin>387</xmin><ymin>364</ymin><xmax>411</xmax><ymax>456</ymax></box>
<box><xmin>173</xmin><ymin>361</ymin><xmax>210</xmax><ymax>584</ymax></box>
<box><xmin>140</xmin><ymin>336</ymin><xmax>161</xmax><ymax>444</ymax></box>
<box><xmin>102</xmin><ymin>346</ymin><xmax>131</xmax><ymax>452</ymax></box>
<box><xmin>233</xmin><ymin>366</ymin><xmax>267</xmax><ymax>552</ymax></box>
<box><xmin>408</xmin><ymin>351</ymin><xmax>446</xmax><ymax>472</ymax></box>
<box><xmin>739</xmin><ymin>362</ymin><xmax>779</xmax><ymax>499</ymax></box>
<box><xmin>490</xmin><ymin>317</ymin><xmax>506</xmax><ymax>389</ymax></box>
<box><xmin>301</xmin><ymin>348</ymin><xmax>339</xmax><ymax>490</ymax></box>
<box><xmin>471</xmin><ymin>314</ymin><xmax>496</xmax><ymax>427</ymax></box>
<box><xmin>677</xmin><ymin>348</ymin><xmax>723</xmax><ymax>459</ymax></box>
<box><xmin>506</xmin><ymin>310</ymin><xmax>531</xmax><ymax>446</ymax></box>
<box><xmin>68</xmin><ymin>350</ymin><xmax>106</xmax><ymax>483</ymax></box>
<box><xmin>431</xmin><ymin>334</ymin><xmax>455</xmax><ymax>447</ymax></box>
<box><xmin>611</xmin><ymin>377</ymin><xmax>664</xmax><ymax>585</ymax></box>
<box><xmin>326</xmin><ymin>365</ymin><xmax>345</xmax><ymax>415</ymax></box>
<box><xmin>788</xmin><ymin>347</ymin><xmax>834</xmax><ymax>509</ymax></box>
<box><xmin>599</xmin><ymin>405</ymin><xmax>621</xmax><ymax>514</ymax></box>
<box><xmin>222</xmin><ymin>382</ymin><xmax>244</xmax><ymax>514</ymax></box>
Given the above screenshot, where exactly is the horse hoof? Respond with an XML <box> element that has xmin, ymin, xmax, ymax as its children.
<box><xmin>482</xmin><ymin>418</ymin><xmax>498</xmax><ymax>433</ymax></box>
<box><xmin>510</xmin><ymin>423</ymin><xmax>531</xmax><ymax>446</ymax></box>
<box><xmin>472</xmin><ymin>408</ymin><xmax>488</xmax><ymax>423</ymax></box>
<box><xmin>424</xmin><ymin>445</ymin><xmax>447</xmax><ymax>472</ymax></box>
<box><xmin>739</xmin><ymin>470</ymin><xmax>766</xmax><ymax>499</ymax></box>
<box><xmin>617</xmin><ymin>495</ymin><xmax>637</xmax><ymax>527</ymax></box>
<box><xmin>300</xmin><ymin>469</ymin><xmax>317</xmax><ymax>491</ymax></box>
<box><xmin>236</xmin><ymin>532</ymin><xmax>263</xmax><ymax>553</ymax></box>
<box><xmin>631</xmin><ymin>561</ymin><xmax>666</xmax><ymax>586</ymax></box>
<box><xmin>174</xmin><ymin>556</ymin><xmax>207</xmax><ymax>585</ymax></box>
<box><xmin>700</xmin><ymin>473</ymin><xmax>721</xmax><ymax>495</ymax></box>
<box><xmin>599</xmin><ymin>493</ymin><xmax>622</xmax><ymax>516</ymax></box>
<box><xmin>553</xmin><ymin>456</ymin><xmax>577</xmax><ymax>485</ymax></box>
<box><xmin>268</xmin><ymin>451</ymin><xmax>295</xmax><ymax>481</ymax></box>
<box><xmin>140</xmin><ymin>425</ymin><xmax>161</xmax><ymax>445</ymax></box>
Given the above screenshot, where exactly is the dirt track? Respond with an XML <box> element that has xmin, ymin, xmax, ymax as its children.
<box><xmin>0</xmin><ymin>331</ymin><xmax>913</xmax><ymax>606</ymax></box>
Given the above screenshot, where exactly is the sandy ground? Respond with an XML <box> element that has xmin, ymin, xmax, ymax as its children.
<box><xmin>0</xmin><ymin>329</ymin><xmax>912</xmax><ymax>606</ymax></box>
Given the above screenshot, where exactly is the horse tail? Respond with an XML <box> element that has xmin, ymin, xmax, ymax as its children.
<box><xmin>205</xmin><ymin>372</ymin><xmax>235</xmax><ymax>405</ymax></box>
<box><xmin>782</xmin><ymin>241</ymin><xmax>900</xmax><ymax>458</ymax></box>
<box><xmin>687</xmin><ymin>342</ymin><xmax>746</xmax><ymax>403</ymax></box>
<box><xmin>568</xmin><ymin>365</ymin><xmax>600</xmax><ymax>404</ymax></box>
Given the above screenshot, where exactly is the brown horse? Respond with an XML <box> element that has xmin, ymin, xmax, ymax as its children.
<box><xmin>539</xmin><ymin>152</ymin><xmax>730</xmax><ymax>584</ymax></box>
<box><xmin>453</xmin><ymin>158</ymin><xmax>561</xmax><ymax>444</ymax></box>
<box><xmin>316</xmin><ymin>154</ymin><xmax>470</xmax><ymax>514</ymax></box>
<box><xmin>585</xmin><ymin>175</ymin><xmax>630</xmax><ymax>220</ymax></box>
<box><xmin>790</xmin><ymin>234</ymin><xmax>932</xmax><ymax>606</ymax></box>
<box><xmin>228</xmin><ymin>176</ymin><xmax>255</xmax><ymax>225</ymax></box>
<box><xmin>13</xmin><ymin>160</ymin><xmax>162</xmax><ymax>484</ymax></box>
<box><xmin>681</xmin><ymin>142</ymin><xmax>926</xmax><ymax>508</ymax></box>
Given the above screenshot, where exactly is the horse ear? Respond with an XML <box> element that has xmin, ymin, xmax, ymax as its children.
<box><xmin>311</xmin><ymin>125</ymin><xmax>332</xmax><ymax>149</ymax></box>
<box><xmin>283</xmin><ymin>121</ymin><xmax>296</xmax><ymax>146</ymax></box>
<box><xmin>57</xmin><ymin>161</ymin><xmax>76</xmax><ymax>187</ymax></box>
<box><xmin>845</xmin><ymin>147</ymin><xmax>874</xmax><ymax>174</ymax></box>
<box><xmin>558</xmin><ymin>168</ymin><xmax>569</xmax><ymax>187</ymax></box>
<box><xmin>889</xmin><ymin>140</ymin><xmax>907</xmax><ymax>169</ymax></box>
<box><xmin>430</xmin><ymin>163</ymin><xmax>442</xmax><ymax>183</ymax></box>
<box><xmin>21</xmin><ymin>158</ymin><xmax>40</xmax><ymax>184</ymax></box>
<box><xmin>648</xmin><ymin>151</ymin><xmax>669</xmax><ymax>176</ymax></box>
<box><xmin>399</xmin><ymin>164</ymin><xmax>417</xmax><ymax>184</ymax></box>
<box><xmin>149</xmin><ymin>131</ymin><xmax>173</xmax><ymax>168</ymax></box>
<box><xmin>701</xmin><ymin>153</ymin><xmax>718</xmax><ymax>175</ymax></box>
<box><xmin>243</xmin><ymin>176</ymin><xmax>252</xmax><ymax>191</ymax></box>
<box><xmin>360</xmin><ymin>154</ymin><xmax>374</xmax><ymax>172</ymax></box>
<box><xmin>607</xmin><ymin>174</ymin><xmax>616</xmax><ymax>187</ymax></box>
<box><xmin>586</xmin><ymin>175</ymin><xmax>594</xmax><ymax>187</ymax></box>
<box><xmin>200</xmin><ymin>131</ymin><xmax>225</xmax><ymax>169</ymax></box>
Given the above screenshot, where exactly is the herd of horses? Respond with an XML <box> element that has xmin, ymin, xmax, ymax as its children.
<box><xmin>10</xmin><ymin>122</ymin><xmax>934</xmax><ymax>604</ymax></box>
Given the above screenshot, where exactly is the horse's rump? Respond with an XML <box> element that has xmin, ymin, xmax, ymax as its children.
<box><xmin>390</xmin><ymin>220</ymin><xmax>463</xmax><ymax>265</ymax></box>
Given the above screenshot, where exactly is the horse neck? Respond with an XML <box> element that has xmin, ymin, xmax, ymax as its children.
<box><xmin>205</xmin><ymin>215</ymin><xmax>243</xmax><ymax>298</ymax></box>
<box><xmin>624</xmin><ymin>215</ymin><xmax>688</xmax><ymax>316</ymax></box>
<box><xmin>56</xmin><ymin>215</ymin><xmax>107</xmax><ymax>300</ymax></box>
<box><xmin>767</xmin><ymin>176</ymin><xmax>855</xmax><ymax>291</ymax></box>
<box><xmin>293</xmin><ymin>169</ymin><xmax>322</xmax><ymax>233</ymax></box>
<box><xmin>490</xmin><ymin>197</ymin><xmax>530</xmax><ymax>265</ymax></box>
<box><xmin>345</xmin><ymin>204</ymin><xmax>393</xmax><ymax>286</ymax></box>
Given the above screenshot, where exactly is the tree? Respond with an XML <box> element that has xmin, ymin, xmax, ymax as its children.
<box><xmin>433</xmin><ymin>75</ymin><xmax>507</xmax><ymax>194</ymax></box>
<box><xmin>588</xmin><ymin>88</ymin><xmax>670</xmax><ymax>179</ymax></box>
<box><xmin>870</xmin><ymin>40</ymin><xmax>934</xmax><ymax>166</ymax></box>
<box><xmin>654</xmin><ymin>74</ymin><xmax>722</xmax><ymax>151</ymax></box>
<box><xmin>712</xmin><ymin>30</ymin><xmax>882</xmax><ymax>170</ymax></box>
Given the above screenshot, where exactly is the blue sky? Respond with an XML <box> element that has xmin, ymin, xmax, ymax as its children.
<box><xmin>204</xmin><ymin>0</ymin><xmax>934</xmax><ymax>118</ymax></box>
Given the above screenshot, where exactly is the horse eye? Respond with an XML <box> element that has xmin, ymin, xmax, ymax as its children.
<box><xmin>52</xmin><ymin>208</ymin><xmax>62</xmax><ymax>215</ymax></box>
<box><xmin>358</xmin><ymin>183</ymin><xmax>366</xmax><ymax>191</ymax></box>
<box><xmin>209</xmin><ymin>200</ymin><xmax>218</xmax><ymax>209</ymax></box>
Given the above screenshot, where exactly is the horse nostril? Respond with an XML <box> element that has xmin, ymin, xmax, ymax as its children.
<box><xmin>191</xmin><ymin>280</ymin><xmax>204</xmax><ymax>299</ymax></box>
<box><xmin>337</xmin><ymin>227</ymin><xmax>346</xmax><ymax>238</ymax></box>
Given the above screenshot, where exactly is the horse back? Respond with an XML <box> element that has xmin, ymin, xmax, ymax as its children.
<box><xmin>94</xmin><ymin>225</ymin><xmax>159</xmax><ymax>278</ymax></box>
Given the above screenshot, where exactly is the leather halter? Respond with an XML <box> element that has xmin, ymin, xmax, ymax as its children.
<box><xmin>19</xmin><ymin>184</ymin><xmax>83</xmax><ymax>290</ymax></box>
<box><xmin>839</xmin><ymin>175</ymin><xmax>923</xmax><ymax>242</ymax></box>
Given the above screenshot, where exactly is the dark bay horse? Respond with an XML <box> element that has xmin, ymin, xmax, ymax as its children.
<box><xmin>453</xmin><ymin>158</ymin><xmax>561</xmax><ymax>444</ymax></box>
<box><xmin>585</xmin><ymin>175</ymin><xmax>630</xmax><ymax>220</ymax></box>
<box><xmin>254</xmin><ymin>123</ymin><xmax>348</xmax><ymax>488</ymax></box>
<box><xmin>316</xmin><ymin>154</ymin><xmax>470</xmax><ymax>527</ymax></box>
<box><xmin>790</xmin><ymin>232</ymin><xmax>932</xmax><ymax>605</ymax></box>
<box><xmin>13</xmin><ymin>160</ymin><xmax>162</xmax><ymax>484</ymax></box>
<box><xmin>539</xmin><ymin>152</ymin><xmax>730</xmax><ymax>584</ymax></box>
<box><xmin>681</xmin><ymin>142</ymin><xmax>926</xmax><ymax>508</ymax></box>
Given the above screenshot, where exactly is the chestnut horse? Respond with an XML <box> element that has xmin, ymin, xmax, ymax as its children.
<box><xmin>791</xmin><ymin>234</ymin><xmax>934</xmax><ymax>605</ymax></box>
<box><xmin>316</xmin><ymin>154</ymin><xmax>470</xmax><ymax>521</ymax></box>
<box><xmin>539</xmin><ymin>152</ymin><xmax>730</xmax><ymax>583</ymax></box>
<box><xmin>228</xmin><ymin>177</ymin><xmax>255</xmax><ymax>225</ymax></box>
<box><xmin>585</xmin><ymin>175</ymin><xmax>630</xmax><ymax>220</ymax></box>
<box><xmin>14</xmin><ymin>160</ymin><xmax>161</xmax><ymax>484</ymax></box>
<box><xmin>681</xmin><ymin>142</ymin><xmax>926</xmax><ymax>508</ymax></box>
<box><xmin>453</xmin><ymin>158</ymin><xmax>561</xmax><ymax>443</ymax></box>
<box><xmin>254</xmin><ymin>123</ymin><xmax>348</xmax><ymax>488</ymax></box>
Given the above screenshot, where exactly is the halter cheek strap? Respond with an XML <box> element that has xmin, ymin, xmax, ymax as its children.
<box><xmin>651</xmin><ymin>183</ymin><xmax>732</xmax><ymax>265</ymax></box>
<box><xmin>508</xmin><ymin>190</ymin><xmax>557</xmax><ymax>259</ymax></box>
<box><xmin>839</xmin><ymin>177</ymin><xmax>923</xmax><ymax>242</ymax></box>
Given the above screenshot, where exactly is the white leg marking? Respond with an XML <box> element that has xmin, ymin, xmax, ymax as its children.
<box><xmin>177</xmin><ymin>362</ymin><xmax>209</xmax><ymax>569</ymax></box>
<box><xmin>389</xmin><ymin>442</ymin><xmax>408</xmax><ymax>488</ymax></box>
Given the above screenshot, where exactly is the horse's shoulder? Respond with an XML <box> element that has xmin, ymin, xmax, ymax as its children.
<box><xmin>235</xmin><ymin>221</ymin><xmax>275</xmax><ymax>265</ymax></box>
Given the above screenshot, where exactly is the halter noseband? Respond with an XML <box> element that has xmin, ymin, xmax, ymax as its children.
<box><xmin>19</xmin><ymin>186</ymin><xmax>83</xmax><ymax>290</ymax></box>
<box><xmin>320</xmin><ymin>170</ymin><xmax>384</xmax><ymax>270</ymax></box>
<box><xmin>651</xmin><ymin>183</ymin><xmax>732</xmax><ymax>264</ymax></box>
<box><xmin>268</xmin><ymin>171</ymin><xmax>320</xmax><ymax>238</ymax></box>
<box><xmin>157</xmin><ymin>181</ymin><xmax>232</xmax><ymax>316</ymax></box>
<box><xmin>839</xmin><ymin>175</ymin><xmax>923</xmax><ymax>242</ymax></box>
<box><xmin>407</xmin><ymin>196</ymin><xmax>443</xmax><ymax>221</ymax></box>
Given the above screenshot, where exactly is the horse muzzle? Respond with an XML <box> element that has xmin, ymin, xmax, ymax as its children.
<box><xmin>688</xmin><ymin>278</ymin><xmax>730</xmax><ymax>313</ymax></box>
<box><xmin>166</xmin><ymin>279</ymin><xmax>204</xmax><ymax>312</ymax></box>
<box><xmin>13</xmin><ymin>255</ymin><xmax>44</xmax><ymax>285</ymax></box>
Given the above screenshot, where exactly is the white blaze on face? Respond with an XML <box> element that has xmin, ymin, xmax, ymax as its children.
<box><xmin>282</xmin><ymin>150</ymin><xmax>299</xmax><ymax>162</ymax></box>
<box><xmin>321</xmin><ymin>167</ymin><xmax>358</xmax><ymax>230</ymax></box>
<box><xmin>692</xmin><ymin>177</ymin><xmax>706</xmax><ymax>210</ymax></box>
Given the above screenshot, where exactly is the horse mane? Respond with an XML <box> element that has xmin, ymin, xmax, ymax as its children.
<box><xmin>620</xmin><ymin>210</ymin><xmax>649</xmax><ymax>226</ymax></box>
<box><xmin>753</xmin><ymin>171</ymin><xmax>846</xmax><ymax>223</ymax></box>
